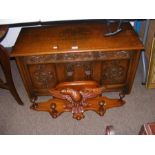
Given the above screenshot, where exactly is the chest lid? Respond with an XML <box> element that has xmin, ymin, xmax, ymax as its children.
<box><xmin>11</xmin><ymin>21</ymin><xmax>144</xmax><ymax>57</ymax></box>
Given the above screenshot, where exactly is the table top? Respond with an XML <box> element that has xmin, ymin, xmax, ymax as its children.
<box><xmin>11</xmin><ymin>21</ymin><xmax>144</xmax><ymax>57</ymax></box>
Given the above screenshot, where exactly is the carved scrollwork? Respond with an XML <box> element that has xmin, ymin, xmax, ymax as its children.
<box><xmin>31</xmin><ymin>81</ymin><xmax>126</xmax><ymax>120</ymax></box>
<box><xmin>49</xmin><ymin>86</ymin><xmax>105</xmax><ymax>120</ymax></box>
<box><xmin>26</xmin><ymin>51</ymin><xmax>130</xmax><ymax>64</ymax></box>
<box><xmin>28</xmin><ymin>55</ymin><xmax>55</xmax><ymax>63</ymax></box>
<box><xmin>97</xmin><ymin>51</ymin><xmax>130</xmax><ymax>59</ymax></box>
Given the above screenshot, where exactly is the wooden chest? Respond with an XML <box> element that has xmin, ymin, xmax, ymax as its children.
<box><xmin>11</xmin><ymin>21</ymin><xmax>143</xmax><ymax>102</ymax></box>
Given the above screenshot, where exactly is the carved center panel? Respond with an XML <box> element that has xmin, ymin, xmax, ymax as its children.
<box><xmin>65</xmin><ymin>62</ymin><xmax>92</xmax><ymax>81</ymax></box>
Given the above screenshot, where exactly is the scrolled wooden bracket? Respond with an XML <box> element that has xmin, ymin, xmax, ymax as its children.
<box><xmin>30</xmin><ymin>81</ymin><xmax>125</xmax><ymax>120</ymax></box>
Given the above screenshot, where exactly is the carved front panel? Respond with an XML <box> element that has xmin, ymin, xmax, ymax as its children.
<box><xmin>22</xmin><ymin>51</ymin><xmax>131</xmax><ymax>96</ymax></box>
<box><xmin>28</xmin><ymin>64</ymin><xmax>57</xmax><ymax>89</ymax></box>
<box><xmin>101</xmin><ymin>60</ymin><xmax>129</xmax><ymax>84</ymax></box>
<box><xmin>65</xmin><ymin>62</ymin><xmax>92</xmax><ymax>81</ymax></box>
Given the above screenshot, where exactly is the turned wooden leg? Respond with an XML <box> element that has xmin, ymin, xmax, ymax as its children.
<box><xmin>0</xmin><ymin>45</ymin><xmax>24</xmax><ymax>105</ymax></box>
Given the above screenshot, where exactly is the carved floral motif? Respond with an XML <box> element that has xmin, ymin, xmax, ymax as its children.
<box><xmin>102</xmin><ymin>61</ymin><xmax>126</xmax><ymax>84</ymax></box>
<box><xmin>26</xmin><ymin>51</ymin><xmax>130</xmax><ymax>64</ymax></box>
<box><xmin>32</xmin><ymin>64</ymin><xmax>56</xmax><ymax>88</ymax></box>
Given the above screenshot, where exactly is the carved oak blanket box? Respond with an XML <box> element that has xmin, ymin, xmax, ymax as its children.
<box><xmin>11</xmin><ymin>21</ymin><xmax>143</xmax><ymax>120</ymax></box>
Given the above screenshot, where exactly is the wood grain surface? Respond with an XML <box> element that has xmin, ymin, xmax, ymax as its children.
<box><xmin>11</xmin><ymin>22</ymin><xmax>143</xmax><ymax>57</ymax></box>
